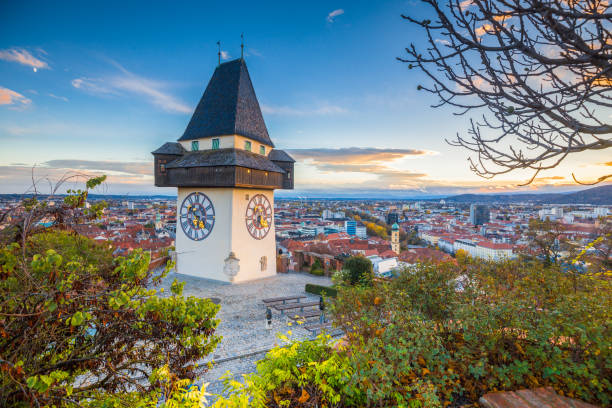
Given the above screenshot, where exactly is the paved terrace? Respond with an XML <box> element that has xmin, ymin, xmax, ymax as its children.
<box><xmin>158</xmin><ymin>271</ymin><xmax>335</xmax><ymax>393</ymax></box>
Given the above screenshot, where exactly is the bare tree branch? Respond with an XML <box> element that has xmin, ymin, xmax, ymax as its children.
<box><xmin>400</xmin><ymin>0</ymin><xmax>611</xmax><ymax>184</ymax></box>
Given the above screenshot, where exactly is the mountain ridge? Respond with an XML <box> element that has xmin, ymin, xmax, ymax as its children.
<box><xmin>442</xmin><ymin>185</ymin><xmax>611</xmax><ymax>205</ymax></box>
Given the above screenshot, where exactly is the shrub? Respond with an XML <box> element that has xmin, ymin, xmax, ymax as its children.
<box><xmin>332</xmin><ymin>261</ymin><xmax>612</xmax><ymax>406</ymax></box>
<box><xmin>310</xmin><ymin>258</ymin><xmax>324</xmax><ymax>275</ymax></box>
<box><xmin>340</xmin><ymin>256</ymin><xmax>373</xmax><ymax>286</ymax></box>
<box><xmin>0</xmin><ymin>177</ymin><xmax>221</xmax><ymax>407</ymax></box>
<box><xmin>212</xmin><ymin>259</ymin><xmax>610</xmax><ymax>407</ymax></box>
<box><xmin>213</xmin><ymin>334</ymin><xmax>357</xmax><ymax>407</ymax></box>
<box><xmin>305</xmin><ymin>283</ymin><xmax>337</xmax><ymax>298</ymax></box>
<box><xmin>310</xmin><ymin>268</ymin><xmax>325</xmax><ymax>276</ymax></box>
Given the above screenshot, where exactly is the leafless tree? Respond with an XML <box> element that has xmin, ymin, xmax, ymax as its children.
<box><xmin>399</xmin><ymin>0</ymin><xmax>611</xmax><ymax>184</ymax></box>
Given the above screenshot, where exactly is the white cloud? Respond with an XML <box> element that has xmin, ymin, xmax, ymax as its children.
<box><xmin>435</xmin><ymin>38</ymin><xmax>450</xmax><ymax>46</ymax></box>
<box><xmin>71</xmin><ymin>62</ymin><xmax>191</xmax><ymax>114</ymax></box>
<box><xmin>261</xmin><ymin>103</ymin><xmax>347</xmax><ymax>116</ymax></box>
<box><xmin>327</xmin><ymin>9</ymin><xmax>344</xmax><ymax>23</ymax></box>
<box><xmin>220</xmin><ymin>50</ymin><xmax>231</xmax><ymax>60</ymax></box>
<box><xmin>247</xmin><ymin>48</ymin><xmax>263</xmax><ymax>57</ymax></box>
<box><xmin>48</xmin><ymin>93</ymin><xmax>69</xmax><ymax>102</ymax></box>
<box><xmin>110</xmin><ymin>75</ymin><xmax>191</xmax><ymax>113</ymax></box>
<box><xmin>0</xmin><ymin>48</ymin><xmax>49</xmax><ymax>71</ymax></box>
<box><xmin>0</xmin><ymin>87</ymin><xmax>32</xmax><ymax>108</ymax></box>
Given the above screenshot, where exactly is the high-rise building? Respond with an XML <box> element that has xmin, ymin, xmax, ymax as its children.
<box><xmin>345</xmin><ymin>220</ymin><xmax>357</xmax><ymax>236</ymax></box>
<box><xmin>152</xmin><ymin>58</ymin><xmax>295</xmax><ymax>283</ymax></box>
<box><xmin>386</xmin><ymin>212</ymin><xmax>399</xmax><ymax>225</ymax></box>
<box><xmin>469</xmin><ymin>204</ymin><xmax>490</xmax><ymax>226</ymax></box>
<box><xmin>356</xmin><ymin>224</ymin><xmax>367</xmax><ymax>239</ymax></box>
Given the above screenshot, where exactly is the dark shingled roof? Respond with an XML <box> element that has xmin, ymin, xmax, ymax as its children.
<box><xmin>268</xmin><ymin>149</ymin><xmax>295</xmax><ymax>163</ymax></box>
<box><xmin>178</xmin><ymin>59</ymin><xmax>274</xmax><ymax>147</ymax></box>
<box><xmin>151</xmin><ymin>142</ymin><xmax>185</xmax><ymax>155</ymax></box>
<box><xmin>165</xmin><ymin>148</ymin><xmax>285</xmax><ymax>173</ymax></box>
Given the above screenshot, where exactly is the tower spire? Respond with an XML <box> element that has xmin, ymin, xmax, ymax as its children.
<box><xmin>217</xmin><ymin>41</ymin><xmax>221</xmax><ymax>65</ymax></box>
<box><xmin>240</xmin><ymin>33</ymin><xmax>244</xmax><ymax>59</ymax></box>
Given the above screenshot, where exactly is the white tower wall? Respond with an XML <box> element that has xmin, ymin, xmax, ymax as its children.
<box><xmin>176</xmin><ymin>187</ymin><xmax>277</xmax><ymax>283</ymax></box>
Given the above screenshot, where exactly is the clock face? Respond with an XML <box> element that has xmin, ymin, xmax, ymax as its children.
<box><xmin>245</xmin><ymin>194</ymin><xmax>272</xmax><ymax>240</ymax></box>
<box><xmin>179</xmin><ymin>192</ymin><xmax>215</xmax><ymax>241</ymax></box>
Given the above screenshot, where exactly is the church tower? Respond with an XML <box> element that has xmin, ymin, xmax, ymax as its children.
<box><xmin>391</xmin><ymin>223</ymin><xmax>400</xmax><ymax>255</ymax></box>
<box><xmin>152</xmin><ymin>58</ymin><xmax>295</xmax><ymax>283</ymax></box>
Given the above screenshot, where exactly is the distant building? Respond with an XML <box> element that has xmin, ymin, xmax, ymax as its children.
<box><xmin>322</xmin><ymin>209</ymin><xmax>346</xmax><ymax>219</ymax></box>
<box><xmin>356</xmin><ymin>224</ymin><xmax>367</xmax><ymax>239</ymax></box>
<box><xmin>594</xmin><ymin>207</ymin><xmax>609</xmax><ymax>217</ymax></box>
<box><xmin>345</xmin><ymin>220</ymin><xmax>357</xmax><ymax>236</ymax></box>
<box><xmin>470</xmin><ymin>204</ymin><xmax>490</xmax><ymax>226</ymax></box>
<box><xmin>367</xmin><ymin>255</ymin><xmax>398</xmax><ymax>276</ymax></box>
<box><xmin>391</xmin><ymin>223</ymin><xmax>400</xmax><ymax>255</ymax></box>
<box><xmin>154</xmin><ymin>213</ymin><xmax>163</xmax><ymax>230</ymax></box>
<box><xmin>539</xmin><ymin>207</ymin><xmax>564</xmax><ymax>221</ymax></box>
<box><xmin>386</xmin><ymin>212</ymin><xmax>399</xmax><ymax>225</ymax></box>
<box><xmin>454</xmin><ymin>239</ymin><xmax>513</xmax><ymax>261</ymax></box>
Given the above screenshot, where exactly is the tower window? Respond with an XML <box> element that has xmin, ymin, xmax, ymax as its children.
<box><xmin>244</xmin><ymin>141</ymin><xmax>252</xmax><ymax>152</ymax></box>
<box><xmin>287</xmin><ymin>171</ymin><xmax>291</xmax><ymax>179</ymax></box>
<box><xmin>259</xmin><ymin>145</ymin><xmax>265</xmax><ymax>155</ymax></box>
<box><xmin>191</xmin><ymin>140</ymin><xmax>199</xmax><ymax>151</ymax></box>
<box><xmin>212</xmin><ymin>138</ymin><xmax>220</xmax><ymax>150</ymax></box>
<box><xmin>160</xmin><ymin>162</ymin><xmax>166</xmax><ymax>173</ymax></box>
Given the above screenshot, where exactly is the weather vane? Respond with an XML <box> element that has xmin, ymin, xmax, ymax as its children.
<box><xmin>240</xmin><ymin>33</ymin><xmax>244</xmax><ymax>59</ymax></box>
<box><xmin>217</xmin><ymin>40</ymin><xmax>221</xmax><ymax>65</ymax></box>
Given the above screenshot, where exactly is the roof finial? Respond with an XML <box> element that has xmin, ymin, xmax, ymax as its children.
<box><xmin>217</xmin><ymin>40</ymin><xmax>221</xmax><ymax>65</ymax></box>
<box><xmin>240</xmin><ymin>33</ymin><xmax>244</xmax><ymax>59</ymax></box>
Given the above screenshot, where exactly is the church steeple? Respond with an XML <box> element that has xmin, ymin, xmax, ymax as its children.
<box><xmin>178</xmin><ymin>59</ymin><xmax>274</xmax><ymax>147</ymax></box>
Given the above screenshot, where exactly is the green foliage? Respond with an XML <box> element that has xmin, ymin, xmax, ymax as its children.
<box><xmin>0</xmin><ymin>177</ymin><xmax>221</xmax><ymax>407</ymax></box>
<box><xmin>215</xmin><ymin>334</ymin><xmax>355</xmax><ymax>407</ymax></box>
<box><xmin>222</xmin><ymin>259</ymin><xmax>611</xmax><ymax>407</ymax></box>
<box><xmin>338</xmin><ymin>256</ymin><xmax>373</xmax><ymax>286</ymax></box>
<box><xmin>523</xmin><ymin>218</ymin><xmax>568</xmax><ymax>265</ymax></box>
<box><xmin>305</xmin><ymin>283</ymin><xmax>337</xmax><ymax>298</ymax></box>
<box><xmin>332</xmin><ymin>260</ymin><xmax>612</xmax><ymax>406</ymax></box>
<box><xmin>309</xmin><ymin>258</ymin><xmax>324</xmax><ymax>276</ymax></box>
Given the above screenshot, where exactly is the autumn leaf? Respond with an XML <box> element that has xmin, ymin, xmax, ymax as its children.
<box><xmin>298</xmin><ymin>388</ymin><xmax>310</xmax><ymax>403</ymax></box>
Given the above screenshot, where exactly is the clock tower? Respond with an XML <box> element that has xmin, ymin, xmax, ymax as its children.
<box><xmin>152</xmin><ymin>58</ymin><xmax>295</xmax><ymax>283</ymax></box>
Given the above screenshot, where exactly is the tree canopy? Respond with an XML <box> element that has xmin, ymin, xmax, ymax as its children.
<box><xmin>0</xmin><ymin>177</ymin><xmax>220</xmax><ymax>407</ymax></box>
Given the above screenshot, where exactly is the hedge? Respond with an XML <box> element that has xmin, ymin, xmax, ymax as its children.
<box><xmin>305</xmin><ymin>284</ymin><xmax>337</xmax><ymax>298</ymax></box>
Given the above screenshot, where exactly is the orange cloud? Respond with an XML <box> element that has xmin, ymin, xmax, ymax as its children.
<box><xmin>0</xmin><ymin>48</ymin><xmax>48</xmax><ymax>71</ymax></box>
<box><xmin>0</xmin><ymin>87</ymin><xmax>31</xmax><ymax>107</ymax></box>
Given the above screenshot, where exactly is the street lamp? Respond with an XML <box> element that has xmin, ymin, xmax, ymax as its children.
<box><xmin>319</xmin><ymin>296</ymin><xmax>325</xmax><ymax>324</ymax></box>
<box><xmin>265</xmin><ymin>307</ymin><xmax>272</xmax><ymax>330</ymax></box>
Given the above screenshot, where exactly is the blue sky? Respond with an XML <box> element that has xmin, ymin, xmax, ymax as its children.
<box><xmin>0</xmin><ymin>0</ymin><xmax>608</xmax><ymax>196</ymax></box>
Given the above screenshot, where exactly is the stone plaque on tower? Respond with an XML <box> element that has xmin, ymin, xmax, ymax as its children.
<box><xmin>152</xmin><ymin>58</ymin><xmax>295</xmax><ymax>283</ymax></box>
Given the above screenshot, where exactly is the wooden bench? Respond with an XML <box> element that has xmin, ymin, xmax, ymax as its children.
<box><xmin>287</xmin><ymin>310</ymin><xmax>321</xmax><ymax>321</ymax></box>
<box><xmin>303</xmin><ymin>321</ymin><xmax>333</xmax><ymax>334</ymax></box>
<box><xmin>273</xmin><ymin>301</ymin><xmax>319</xmax><ymax>315</ymax></box>
<box><xmin>262</xmin><ymin>295</ymin><xmax>307</xmax><ymax>306</ymax></box>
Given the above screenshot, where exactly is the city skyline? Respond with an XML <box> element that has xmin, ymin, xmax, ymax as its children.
<box><xmin>1</xmin><ymin>0</ymin><xmax>610</xmax><ymax>196</ymax></box>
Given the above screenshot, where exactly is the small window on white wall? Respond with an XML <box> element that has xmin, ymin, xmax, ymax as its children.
<box><xmin>260</xmin><ymin>256</ymin><xmax>267</xmax><ymax>271</ymax></box>
<box><xmin>244</xmin><ymin>141</ymin><xmax>252</xmax><ymax>151</ymax></box>
<box><xmin>191</xmin><ymin>141</ymin><xmax>199</xmax><ymax>151</ymax></box>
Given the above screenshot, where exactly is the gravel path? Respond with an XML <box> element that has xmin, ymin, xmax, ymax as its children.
<box><xmin>157</xmin><ymin>271</ymin><xmax>336</xmax><ymax>394</ymax></box>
